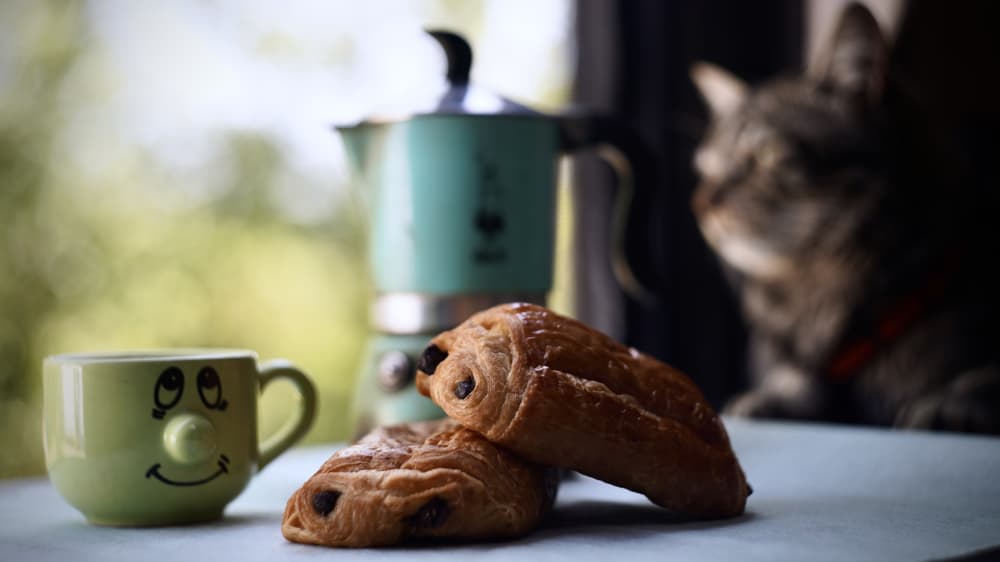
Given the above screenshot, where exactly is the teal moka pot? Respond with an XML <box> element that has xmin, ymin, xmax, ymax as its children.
<box><xmin>340</xmin><ymin>31</ymin><xmax>656</xmax><ymax>437</ymax></box>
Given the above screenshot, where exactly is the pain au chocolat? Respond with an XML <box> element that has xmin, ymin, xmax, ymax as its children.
<box><xmin>281</xmin><ymin>419</ymin><xmax>557</xmax><ymax>547</ymax></box>
<box><xmin>415</xmin><ymin>302</ymin><xmax>750</xmax><ymax>519</ymax></box>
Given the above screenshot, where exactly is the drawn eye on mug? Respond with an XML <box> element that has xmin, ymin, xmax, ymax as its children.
<box><xmin>152</xmin><ymin>367</ymin><xmax>184</xmax><ymax>419</ymax></box>
<box><xmin>197</xmin><ymin>366</ymin><xmax>228</xmax><ymax>411</ymax></box>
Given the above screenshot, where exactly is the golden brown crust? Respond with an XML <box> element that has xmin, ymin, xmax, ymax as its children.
<box><xmin>281</xmin><ymin>419</ymin><xmax>557</xmax><ymax>547</ymax></box>
<box><xmin>415</xmin><ymin>302</ymin><xmax>750</xmax><ymax>518</ymax></box>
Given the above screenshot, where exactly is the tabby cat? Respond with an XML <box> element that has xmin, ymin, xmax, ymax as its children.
<box><xmin>690</xmin><ymin>3</ymin><xmax>1000</xmax><ymax>433</ymax></box>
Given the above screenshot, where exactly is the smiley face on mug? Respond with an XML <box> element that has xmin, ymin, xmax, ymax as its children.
<box><xmin>145</xmin><ymin>366</ymin><xmax>232</xmax><ymax>487</ymax></box>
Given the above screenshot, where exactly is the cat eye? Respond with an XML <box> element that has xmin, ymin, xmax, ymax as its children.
<box><xmin>754</xmin><ymin>141</ymin><xmax>791</xmax><ymax>170</ymax></box>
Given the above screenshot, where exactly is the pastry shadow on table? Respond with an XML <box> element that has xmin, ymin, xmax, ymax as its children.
<box><xmin>531</xmin><ymin>499</ymin><xmax>756</xmax><ymax>540</ymax></box>
<box><xmin>382</xmin><ymin>501</ymin><xmax>755</xmax><ymax>552</ymax></box>
<box><xmin>927</xmin><ymin>544</ymin><xmax>1000</xmax><ymax>562</ymax></box>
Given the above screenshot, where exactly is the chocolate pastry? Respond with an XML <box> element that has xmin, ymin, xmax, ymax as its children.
<box><xmin>281</xmin><ymin>419</ymin><xmax>557</xmax><ymax>547</ymax></box>
<box><xmin>415</xmin><ymin>302</ymin><xmax>750</xmax><ymax>519</ymax></box>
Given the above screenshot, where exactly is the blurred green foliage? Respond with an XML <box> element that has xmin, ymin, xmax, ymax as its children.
<box><xmin>0</xmin><ymin>1</ymin><xmax>370</xmax><ymax>478</ymax></box>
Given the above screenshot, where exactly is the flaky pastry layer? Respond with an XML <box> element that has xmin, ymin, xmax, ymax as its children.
<box><xmin>415</xmin><ymin>302</ymin><xmax>750</xmax><ymax>518</ymax></box>
<box><xmin>281</xmin><ymin>419</ymin><xmax>557</xmax><ymax>547</ymax></box>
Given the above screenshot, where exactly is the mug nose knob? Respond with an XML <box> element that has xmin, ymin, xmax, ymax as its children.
<box><xmin>162</xmin><ymin>413</ymin><xmax>217</xmax><ymax>464</ymax></box>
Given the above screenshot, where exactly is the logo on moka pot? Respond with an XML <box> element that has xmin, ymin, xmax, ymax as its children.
<box><xmin>472</xmin><ymin>151</ymin><xmax>507</xmax><ymax>264</ymax></box>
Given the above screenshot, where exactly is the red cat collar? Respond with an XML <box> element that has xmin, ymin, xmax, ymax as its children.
<box><xmin>826</xmin><ymin>251</ymin><xmax>962</xmax><ymax>382</ymax></box>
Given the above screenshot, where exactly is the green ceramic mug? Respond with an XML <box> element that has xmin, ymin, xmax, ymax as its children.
<box><xmin>42</xmin><ymin>349</ymin><xmax>317</xmax><ymax>526</ymax></box>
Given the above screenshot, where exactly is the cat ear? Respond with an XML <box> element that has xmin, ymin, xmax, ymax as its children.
<box><xmin>812</xmin><ymin>3</ymin><xmax>888</xmax><ymax>106</ymax></box>
<box><xmin>691</xmin><ymin>62</ymin><xmax>748</xmax><ymax>117</ymax></box>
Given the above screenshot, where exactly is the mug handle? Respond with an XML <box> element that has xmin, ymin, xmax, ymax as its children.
<box><xmin>256</xmin><ymin>359</ymin><xmax>318</xmax><ymax>470</ymax></box>
<box><xmin>559</xmin><ymin>114</ymin><xmax>661</xmax><ymax>305</ymax></box>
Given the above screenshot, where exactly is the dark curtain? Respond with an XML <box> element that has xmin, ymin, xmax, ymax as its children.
<box><xmin>572</xmin><ymin>1</ymin><xmax>804</xmax><ymax>408</ymax></box>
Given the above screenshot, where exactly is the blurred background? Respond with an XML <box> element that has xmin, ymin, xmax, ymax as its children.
<box><xmin>0</xmin><ymin>0</ymin><xmax>572</xmax><ymax>477</ymax></box>
<box><xmin>7</xmin><ymin>0</ymin><xmax>993</xmax><ymax>478</ymax></box>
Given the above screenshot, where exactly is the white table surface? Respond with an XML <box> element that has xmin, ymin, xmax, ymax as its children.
<box><xmin>2</xmin><ymin>418</ymin><xmax>999</xmax><ymax>562</ymax></box>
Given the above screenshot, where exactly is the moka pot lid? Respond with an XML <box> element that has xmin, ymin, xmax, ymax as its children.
<box><xmin>341</xmin><ymin>29</ymin><xmax>546</xmax><ymax>127</ymax></box>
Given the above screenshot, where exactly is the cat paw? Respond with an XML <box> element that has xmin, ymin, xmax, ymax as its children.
<box><xmin>896</xmin><ymin>396</ymin><xmax>991</xmax><ymax>433</ymax></box>
<box><xmin>895</xmin><ymin>369</ymin><xmax>1000</xmax><ymax>434</ymax></box>
<box><xmin>723</xmin><ymin>391</ymin><xmax>789</xmax><ymax>419</ymax></box>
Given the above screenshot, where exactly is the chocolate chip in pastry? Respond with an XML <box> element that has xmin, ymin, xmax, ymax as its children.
<box><xmin>415</xmin><ymin>302</ymin><xmax>751</xmax><ymax>519</ymax></box>
<box><xmin>281</xmin><ymin>419</ymin><xmax>558</xmax><ymax>547</ymax></box>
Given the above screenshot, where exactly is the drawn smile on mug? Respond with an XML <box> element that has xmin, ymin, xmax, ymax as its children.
<box><xmin>146</xmin><ymin>454</ymin><xmax>230</xmax><ymax>487</ymax></box>
<box><xmin>146</xmin><ymin>365</ymin><xmax>231</xmax><ymax>486</ymax></box>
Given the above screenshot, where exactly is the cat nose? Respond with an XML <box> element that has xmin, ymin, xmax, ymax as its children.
<box><xmin>692</xmin><ymin>183</ymin><xmax>729</xmax><ymax>216</ymax></box>
<box><xmin>162</xmin><ymin>413</ymin><xmax>217</xmax><ymax>464</ymax></box>
<box><xmin>691</xmin><ymin>186</ymin><xmax>714</xmax><ymax>216</ymax></box>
